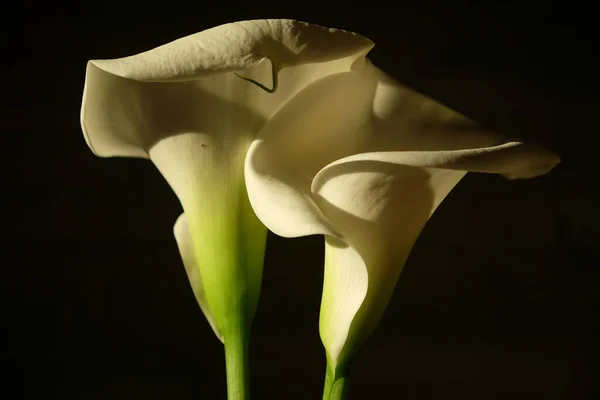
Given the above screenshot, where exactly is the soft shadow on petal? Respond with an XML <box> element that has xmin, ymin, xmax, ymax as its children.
<box><xmin>245</xmin><ymin>71</ymin><xmax>377</xmax><ymax>237</ymax></box>
<box><xmin>82</xmin><ymin>19</ymin><xmax>374</xmax><ymax>159</ymax></box>
<box><xmin>174</xmin><ymin>214</ymin><xmax>224</xmax><ymax>343</ymax></box>
<box><xmin>365</xmin><ymin>62</ymin><xmax>508</xmax><ymax>152</ymax></box>
<box><xmin>313</xmin><ymin>160</ymin><xmax>467</xmax><ymax>367</ymax></box>
<box><xmin>81</xmin><ymin>62</ymin><xmax>266</xmax><ymax>158</ymax></box>
<box><xmin>312</xmin><ymin>139</ymin><xmax>560</xmax><ymax>365</ymax></box>
<box><xmin>82</xmin><ymin>52</ymin><xmax>370</xmax><ymax>160</ymax></box>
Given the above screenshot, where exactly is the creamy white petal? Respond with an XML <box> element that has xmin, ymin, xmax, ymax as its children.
<box><xmin>245</xmin><ymin>58</ymin><xmax>559</xmax><ymax>238</ymax></box>
<box><xmin>313</xmin><ymin>140</ymin><xmax>559</xmax><ymax>366</ymax></box>
<box><xmin>81</xmin><ymin>61</ymin><xmax>265</xmax><ymax>158</ymax></box>
<box><xmin>174</xmin><ymin>214</ymin><xmax>223</xmax><ymax>343</ymax></box>
<box><xmin>245</xmin><ymin>69</ymin><xmax>377</xmax><ymax>237</ymax></box>
<box><xmin>313</xmin><ymin>142</ymin><xmax>561</xmax><ymax>184</ymax></box>
<box><xmin>366</xmin><ymin>62</ymin><xmax>507</xmax><ymax>152</ymax></box>
<box><xmin>313</xmin><ymin>158</ymin><xmax>466</xmax><ymax>366</ymax></box>
<box><xmin>81</xmin><ymin>20</ymin><xmax>372</xmax><ymax>159</ymax></box>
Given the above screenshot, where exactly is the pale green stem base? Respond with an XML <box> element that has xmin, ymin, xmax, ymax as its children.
<box><xmin>322</xmin><ymin>361</ymin><xmax>349</xmax><ymax>400</ymax></box>
<box><xmin>224</xmin><ymin>334</ymin><xmax>250</xmax><ymax>400</ymax></box>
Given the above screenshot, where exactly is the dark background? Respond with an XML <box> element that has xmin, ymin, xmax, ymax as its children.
<box><xmin>3</xmin><ymin>2</ymin><xmax>599</xmax><ymax>399</ymax></box>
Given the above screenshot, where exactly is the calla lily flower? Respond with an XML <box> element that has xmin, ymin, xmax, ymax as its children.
<box><xmin>81</xmin><ymin>17</ymin><xmax>559</xmax><ymax>399</ymax></box>
<box><xmin>244</xmin><ymin>59</ymin><xmax>560</xmax><ymax>397</ymax></box>
<box><xmin>80</xmin><ymin>19</ymin><xmax>374</xmax><ymax>399</ymax></box>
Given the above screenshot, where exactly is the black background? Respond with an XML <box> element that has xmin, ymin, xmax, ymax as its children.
<box><xmin>3</xmin><ymin>1</ymin><xmax>599</xmax><ymax>399</ymax></box>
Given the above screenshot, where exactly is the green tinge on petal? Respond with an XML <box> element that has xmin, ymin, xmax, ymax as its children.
<box><xmin>174</xmin><ymin>214</ymin><xmax>224</xmax><ymax>342</ymax></box>
<box><xmin>319</xmin><ymin>237</ymin><xmax>369</xmax><ymax>368</ymax></box>
<box><xmin>186</xmin><ymin>187</ymin><xmax>267</xmax><ymax>337</ymax></box>
<box><xmin>151</xmin><ymin>133</ymin><xmax>267</xmax><ymax>337</ymax></box>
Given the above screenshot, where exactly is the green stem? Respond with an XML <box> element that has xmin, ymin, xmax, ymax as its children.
<box><xmin>322</xmin><ymin>361</ymin><xmax>349</xmax><ymax>400</ymax></box>
<box><xmin>224</xmin><ymin>333</ymin><xmax>250</xmax><ymax>400</ymax></box>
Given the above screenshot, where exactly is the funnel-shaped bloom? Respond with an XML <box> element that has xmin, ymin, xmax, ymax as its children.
<box><xmin>81</xmin><ymin>18</ymin><xmax>559</xmax><ymax>399</ymax></box>
<box><xmin>244</xmin><ymin>60</ymin><xmax>560</xmax><ymax>392</ymax></box>
<box><xmin>80</xmin><ymin>19</ymin><xmax>374</xmax><ymax>398</ymax></box>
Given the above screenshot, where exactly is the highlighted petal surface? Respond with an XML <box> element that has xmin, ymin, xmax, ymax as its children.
<box><xmin>89</xmin><ymin>20</ymin><xmax>373</xmax><ymax>82</ymax></box>
<box><xmin>81</xmin><ymin>19</ymin><xmax>372</xmax><ymax>159</ymax></box>
<box><xmin>245</xmin><ymin>69</ymin><xmax>377</xmax><ymax>238</ymax></box>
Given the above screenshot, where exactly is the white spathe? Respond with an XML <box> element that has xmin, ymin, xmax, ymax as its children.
<box><xmin>80</xmin><ymin>19</ymin><xmax>373</xmax><ymax>339</ymax></box>
<box><xmin>244</xmin><ymin>60</ymin><xmax>560</xmax><ymax>368</ymax></box>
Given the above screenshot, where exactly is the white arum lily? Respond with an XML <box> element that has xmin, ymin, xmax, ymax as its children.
<box><xmin>80</xmin><ymin>19</ymin><xmax>374</xmax><ymax>399</ymax></box>
<box><xmin>244</xmin><ymin>58</ymin><xmax>560</xmax><ymax>398</ymax></box>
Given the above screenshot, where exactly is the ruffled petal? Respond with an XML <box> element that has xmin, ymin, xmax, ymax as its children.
<box><xmin>89</xmin><ymin>19</ymin><xmax>373</xmax><ymax>81</ymax></box>
<box><xmin>81</xmin><ymin>19</ymin><xmax>373</xmax><ymax>159</ymax></box>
